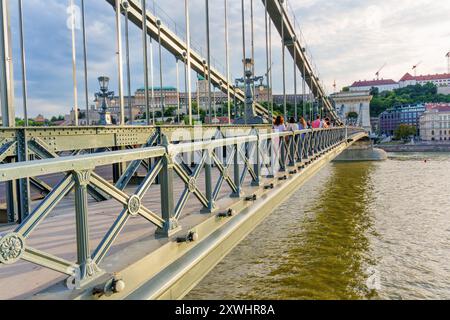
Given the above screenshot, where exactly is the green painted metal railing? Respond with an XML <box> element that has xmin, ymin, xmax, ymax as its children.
<box><xmin>0</xmin><ymin>126</ymin><xmax>364</xmax><ymax>288</ymax></box>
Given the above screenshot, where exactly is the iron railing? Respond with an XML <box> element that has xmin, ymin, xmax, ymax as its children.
<box><xmin>0</xmin><ymin>125</ymin><xmax>267</xmax><ymax>224</ymax></box>
<box><xmin>0</xmin><ymin>126</ymin><xmax>364</xmax><ymax>287</ymax></box>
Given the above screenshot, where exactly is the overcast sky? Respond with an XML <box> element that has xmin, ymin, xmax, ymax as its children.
<box><xmin>4</xmin><ymin>0</ymin><xmax>450</xmax><ymax>118</ymax></box>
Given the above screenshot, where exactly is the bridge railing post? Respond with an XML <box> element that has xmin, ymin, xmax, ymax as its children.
<box><xmin>252</xmin><ymin>129</ymin><xmax>261</xmax><ymax>186</ymax></box>
<box><xmin>73</xmin><ymin>170</ymin><xmax>99</xmax><ymax>282</ymax></box>
<box><xmin>204</xmin><ymin>147</ymin><xmax>216</xmax><ymax>212</ymax></box>
<box><xmin>279</xmin><ymin>135</ymin><xmax>286</xmax><ymax>172</ymax></box>
<box><xmin>310</xmin><ymin>131</ymin><xmax>316</xmax><ymax>157</ymax></box>
<box><xmin>267</xmin><ymin>136</ymin><xmax>275</xmax><ymax>178</ymax></box>
<box><xmin>231</xmin><ymin>141</ymin><xmax>242</xmax><ymax>198</ymax></box>
<box><xmin>158</xmin><ymin>135</ymin><xmax>180</xmax><ymax>237</ymax></box>
<box><xmin>17</xmin><ymin>128</ymin><xmax>30</xmax><ymax>223</ymax></box>
<box><xmin>289</xmin><ymin>132</ymin><xmax>295</xmax><ymax>167</ymax></box>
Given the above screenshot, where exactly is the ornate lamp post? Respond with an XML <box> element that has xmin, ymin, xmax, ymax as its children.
<box><xmin>234</xmin><ymin>58</ymin><xmax>268</xmax><ymax>124</ymax></box>
<box><xmin>95</xmin><ymin>76</ymin><xmax>114</xmax><ymax>125</ymax></box>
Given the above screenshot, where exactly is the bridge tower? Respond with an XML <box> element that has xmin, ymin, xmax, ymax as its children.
<box><xmin>330</xmin><ymin>90</ymin><xmax>373</xmax><ymax>133</ymax></box>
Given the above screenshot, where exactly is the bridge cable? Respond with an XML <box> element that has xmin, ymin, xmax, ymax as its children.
<box><xmin>176</xmin><ymin>57</ymin><xmax>181</xmax><ymax>123</ymax></box>
<box><xmin>184</xmin><ymin>0</ymin><xmax>193</xmax><ymax>125</ymax></box>
<box><xmin>70</xmin><ymin>0</ymin><xmax>79</xmax><ymax>126</ymax></box>
<box><xmin>18</xmin><ymin>0</ymin><xmax>28</xmax><ymax>126</ymax></box>
<box><xmin>123</xmin><ymin>1</ymin><xmax>133</xmax><ymax>125</ymax></box>
<box><xmin>183</xmin><ymin>52</ymin><xmax>188</xmax><ymax>122</ymax></box>
<box><xmin>205</xmin><ymin>0</ymin><xmax>212</xmax><ymax>123</ymax></box>
<box><xmin>114</xmin><ymin>0</ymin><xmax>125</xmax><ymax>125</ymax></box>
<box><xmin>250</xmin><ymin>0</ymin><xmax>255</xmax><ymax>98</ymax></box>
<box><xmin>240</xmin><ymin>0</ymin><xmax>247</xmax><ymax>124</ymax></box>
<box><xmin>81</xmin><ymin>0</ymin><xmax>89</xmax><ymax>126</ymax></box>
<box><xmin>141</xmin><ymin>0</ymin><xmax>150</xmax><ymax>125</ymax></box>
<box><xmin>264</xmin><ymin>0</ymin><xmax>271</xmax><ymax>121</ymax></box>
<box><xmin>156</xmin><ymin>19</ymin><xmax>164</xmax><ymax>122</ymax></box>
<box><xmin>224</xmin><ymin>0</ymin><xmax>231</xmax><ymax>124</ymax></box>
<box><xmin>302</xmin><ymin>59</ymin><xmax>307</xmax><ymax>118</ymax></box>
<box><xmin>294</xmin><ymin>35</ymin><xmax>298</xmax><ymax>121</ymax></box>
<box><xmin>213</xmin><ymin>83</ymin><xmax>217</xmax><ymax>118</ymax></box>
<box><xmin>269</xmin><ymin>15</ymin><xmax>274</xmax><ymax>120</ymax></box>
<box><xmin>149</xmin><ymin>7</ymin><xmax>156</xmax><ymax>125</ymax></box>
<box><xmin>281</xmin><ymin>19</ymin><xmax>286</xmax><ymax>120</ymax></box>
<box><xmin>310</xmin><ymin>76</ymin><xmax>314</xmax><ymax>120</ymax></box>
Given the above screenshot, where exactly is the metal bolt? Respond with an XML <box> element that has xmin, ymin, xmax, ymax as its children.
<box><xmin>112</xmin><ymin>279</ymin><xmax>126</xmax><ymax>293</ymax></box>
<box><xmin>177</xmin><ymin>231</ymin><xmax>198</xmax><ymax>243</ymax></box>
<box><xmin>218</xmin><ymin>208</ymin><xmax>235</xmax><ymax>218</ymax></box>
<box><xmin>264</xmin><ymin>183</ymin><xmax>274</xmax><ymax>190</ymax></box>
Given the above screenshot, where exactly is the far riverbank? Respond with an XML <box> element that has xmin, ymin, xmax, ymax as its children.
<box><xmin>376</xmin><ymin>143</ymin><xmax>450</xmax><ymax>152</ymax></box>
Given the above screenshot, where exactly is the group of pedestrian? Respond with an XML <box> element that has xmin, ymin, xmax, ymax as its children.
<box><xmin>273</xmin><ymin>115</ymin><xmax>332</xmax><ymax>132</ymax></box>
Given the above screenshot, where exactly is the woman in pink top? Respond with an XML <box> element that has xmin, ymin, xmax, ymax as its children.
<box><xmin>312</xmin><ymin>115</ymin><xmax>321</xmax><ymax>129</ymax></box>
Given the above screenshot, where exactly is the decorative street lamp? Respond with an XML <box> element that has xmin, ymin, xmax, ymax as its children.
<box><xmin>95</xmin><ymin>76</ymin><xmax>114</xmax><ymax>125</ymax></box>
<box><xmin>234</xmin><ymin>58</ymin><xmax>268</xmax><ymax>124</ymax></box>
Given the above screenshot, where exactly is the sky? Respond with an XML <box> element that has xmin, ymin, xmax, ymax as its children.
<box><xmin>3</xmin><ymin>0</ymin><xmax>450</xmax><ymax>118</ymax></box>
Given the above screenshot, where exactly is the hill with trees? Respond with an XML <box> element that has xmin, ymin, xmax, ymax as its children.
<box><xmin>370</xmin><ymin>83</ymin><xmax>450</xmax><ymax>117</ymax></box>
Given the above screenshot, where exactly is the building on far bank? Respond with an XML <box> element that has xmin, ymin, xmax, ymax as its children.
<box><xmin>350</xmin><ymin>79</ymin><xmax>399</xmax><ymax>93</ymax></box>
<box><xmin>330</xmin><ymin>90</ymin><xmax>372</xmax><ymax>133</ymax></box>
<box><xmin>379</xmin><ymin>104</ymin><xmax>426</xmax><ymax>136</ymax></box>
<box><xmin>438</xmin><ymin>86</ymin><xmax>450</xmax><ymax>95</ymax></box>
<box><xmin>419</xmin><ymin>103</ymin><xmax>450</xmax><ymax>141</ymax></box>
<box><xmin>399</xmin><ymin>72</ymin><xmax>450</xmax><ymax>88</ymax></box>
<box><xmin>34</xmin><ymin>114</ymin><xmax>46</xmax><ymax>125</ymax></box>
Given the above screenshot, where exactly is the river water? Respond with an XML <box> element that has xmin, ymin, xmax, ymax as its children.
<box><xmin>186</xmin><ymin>153</ymin><xmax>450</xmax><ymax>300</ymax></box>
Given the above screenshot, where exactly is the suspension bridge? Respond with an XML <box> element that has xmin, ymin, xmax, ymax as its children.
<box><xmin>0</xmin><ymin>0</ymin><xmax>379</xmax><ymax>300</ymax></box>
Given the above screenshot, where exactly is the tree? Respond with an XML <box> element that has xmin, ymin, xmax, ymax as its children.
<box><xmin>394</xmin><ymin>124</ymin><xmax>417</xmax><ymax>141</ymax></box>
<box><xmin>347</xmin><ymin>111</ymin><xmax>358</xmax><ymax>119</ymax></box>
<box><xmin>370</xmin><ymin>86</ymin><xmax>379</xmax><ymax>96</ymax></box>
<box><xmin>164</xmin><ymin>107</ymin><xmax>176</xmax><ymax>117</ymax></box>
<box><xmin>370</xmin><ymin>83</ymin><xmax>450</xmax><ymax>117</ymax></box>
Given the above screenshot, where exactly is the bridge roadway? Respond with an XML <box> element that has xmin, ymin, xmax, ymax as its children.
<box><xmin>0</xmin><ymin>128</ymin><xmax>366</xmax><ymax>300</ymax></box>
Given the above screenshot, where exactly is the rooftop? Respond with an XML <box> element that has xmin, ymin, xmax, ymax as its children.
<box><xmin>380</xmin><ymin>104</ymin><xmax>426</xmax><ymax>114</ymax></box>
<box><xmin>400</xmin><ymin>72</ymin><xmax>450</xmax><ymax>82</ymax></box>
<box><xmin>351</xmin><ymin>79</ymin><xmax>398</xmax><ymax>87</ymax></box>
<box><xmin>136</xmin><ymin>86</ymin><xmax>177</xmax><ymax>92</ymax></box>
<box><xmin>425</xmin><ymin>103</ymin><xmax>450</xmax><ymax>112</ymax></box>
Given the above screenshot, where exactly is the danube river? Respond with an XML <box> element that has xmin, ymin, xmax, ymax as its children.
<box><xmin>187</xmin><ymin>153</ymin><xmax>450</xmax><ymax>300</ymax></box>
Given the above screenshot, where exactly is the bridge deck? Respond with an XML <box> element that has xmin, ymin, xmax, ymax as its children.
<box><xmin>0</xmin><ymin>168</ymin><xmax>259</xmax><ymax>300</ymax></box>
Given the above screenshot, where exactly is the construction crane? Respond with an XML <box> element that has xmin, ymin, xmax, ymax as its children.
<box><xmin>446</xmin><ymin>52</ymin><xmax>450</xmax><ymax>74</ymax></box>
<box><xmin>412</xmin><ymin>61</ymin><xmax>422</xmax><ymax>77</ymax></box>
<box><xmin>375</xmin><ymin>63</ymin><xmax>386</xmax><ymax>80</ymax></box>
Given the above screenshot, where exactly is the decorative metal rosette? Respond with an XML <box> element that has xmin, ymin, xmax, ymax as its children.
<box><xmin>0</xmin><ymin>233</ymin><xmax>25</xmax><ymax>265</ymax></box>
<box><xmin>127</xmin><ymin>195</ymin><xmax>141</xmax><ymax>216</ymax></box>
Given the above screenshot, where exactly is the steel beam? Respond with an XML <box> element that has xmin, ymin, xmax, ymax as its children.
<box><xmin>261</xmin><ymin>0</ymin><xmax>341</xmax><ymax>123</ymax></box>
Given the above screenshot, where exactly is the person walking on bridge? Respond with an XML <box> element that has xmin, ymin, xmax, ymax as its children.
<box><xmin>287</xmin><ymin>117</ymin><xmax>299</xmax><ymax>131</ymax></box>
<box><xmin>298</xmin><ymin>116</ymin><xmax>307</xmax><ymax>130</ymax></box>
<box><xmin>273</xmin><ymin>115</ymin><xmax>286</xmax><ymax>132</ymax></box>
<box><xmin>312</xmin><ymin>115</ymin><xmax>321</xmax><ymax>129</ymax></box>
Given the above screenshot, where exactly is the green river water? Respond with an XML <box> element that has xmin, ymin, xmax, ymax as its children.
<box><xmin>186</xmin><ymin>153</ymin><xmax>450</xmax><ymax>300</ymax></box>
